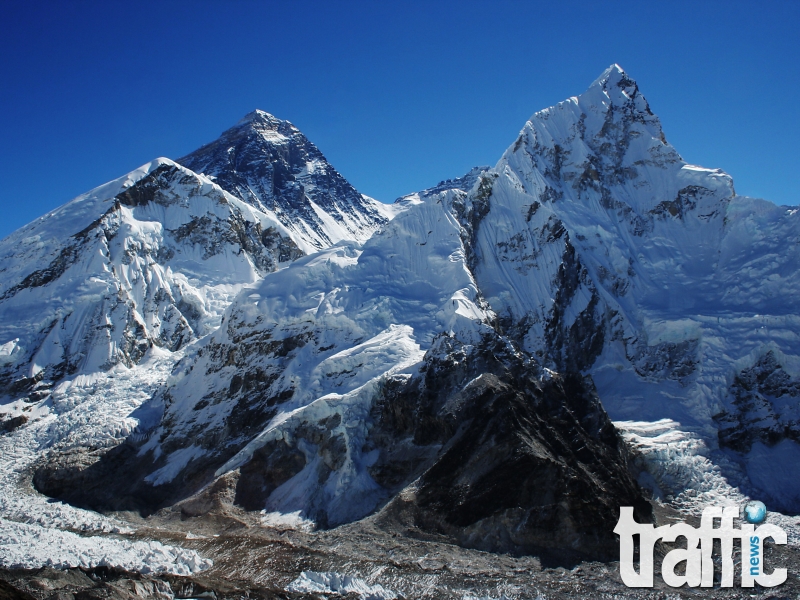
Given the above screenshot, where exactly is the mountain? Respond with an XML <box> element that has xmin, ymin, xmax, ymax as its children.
<box><xmin>34</xmin><ymin>182</ymin><xmax>650</xmax><ymax>563</ymax></box>
<box><xmin>0</xmin><ymin>110</ymin><xmax>397</xmax><ymax>402</ymax></box>
<box><xmin>178</xmin><ymin>110</ymin><xmax>396</xmax><ymax>251</ymax></box>
<box><xmin>5</xmin><ymin>65</ymin><xmax>800</xmax><ymax>575</ymax></box>
<box><xmin>0</xmin><ymin>159</ymin><xmax>303</xmax><ymax>399</ymax></box>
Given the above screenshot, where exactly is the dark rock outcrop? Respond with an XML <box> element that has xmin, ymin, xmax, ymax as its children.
<box><xmin>367</xmin><ymin>333</ymin><xmax>651</xmax><ymax>565</ymax></box>
<box><xmin>716</xmin><ymin>350</ymin><xmax>800</xmax><ymax>453</ymax></box>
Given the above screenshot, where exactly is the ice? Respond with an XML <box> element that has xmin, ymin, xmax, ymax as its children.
<box><xmin>287</xmin><ymin>571</ymin><xmax>398</xmax><ymax>600</ymax></box>
<box><xmin>0</xmin><ymin>518</ymin><xmax>208</xmax><ymax>575</ymax></box>
<box><xmin>0</xmin><ymin>349</ymin><xmax>211</xmax><ymax>573</ymax></box>
<box><xmin>260</xmin><ymin>510</ymin><xmax>315</xmax><ymax>532</ymax></box>
<box><xmin>616</xmin><ymin>419</ymin><xmax>800</xmax><ymax>544</ymax></box>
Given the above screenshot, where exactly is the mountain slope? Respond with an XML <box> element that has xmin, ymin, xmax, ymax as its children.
<box><xmin>36</xmin><ymin>180</ymin><xmax>651</xmax><ymax>562</ymax></box>
<box><xmin>0</xmin><ymin>108</ymin><xmax>402</xmax><ymax>402</ymax></box>
<box><xmin>0</xmin><ymin>114</ymin><xmax>400</xmax><ymax>574</ymax></box>
<box><xmin>470</xmin><ymin>64</ymin><xmax>800</xmax><ymax>512</ymax></box>
<box><xmin>179</xmin><ymin>110</ymin><xmax>397</xmax><ymax>251</ymax></box>
<box><xmin>0</xmin><ymin>158</ymin><xmax>302</xmax><ymax>399</ymax></box>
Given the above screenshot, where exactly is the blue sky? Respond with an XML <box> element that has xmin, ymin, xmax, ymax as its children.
<box><xmin>1</xmin><ymin>0</ymin><xmax>798</xmax><ymax>239</ymax></box>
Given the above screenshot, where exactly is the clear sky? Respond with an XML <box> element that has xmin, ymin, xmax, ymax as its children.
<box><xmin>1</xmin><ymin>0</ymin><xmax>798</xmax><ymax>240</ymax></box>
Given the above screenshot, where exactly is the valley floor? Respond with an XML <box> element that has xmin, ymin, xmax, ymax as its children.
<box><xmin>4</xmin><ymin>514</ymin><xmax>800</xmax><ymax>600</ymax></box>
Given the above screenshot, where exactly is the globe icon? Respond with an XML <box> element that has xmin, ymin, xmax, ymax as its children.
<box><xmin>744</xmin><ymin>500</ymin><xmax>767</xmax><ymax>524</ymax></box>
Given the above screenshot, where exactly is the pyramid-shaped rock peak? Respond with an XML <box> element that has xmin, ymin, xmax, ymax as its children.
<box><xmin>179</xmin><ymin>111</ymin><xmax>394</xmax><ymax>250</ymax></box>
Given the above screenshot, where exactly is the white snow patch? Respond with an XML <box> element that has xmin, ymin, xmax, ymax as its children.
<box><xmin>0</xmin><ymin>338</ymin><xmax>21</xmax><ymax>365</ymax></box>
<box><xmin>287</xmin><ymin>571</ymin><xmax>397</xmax><ymax>600</ymax></box>
<box><xmin>260</xmin><ymin>510</ymin><xmax>315</xmax><ymax>532</ymax></box>
<box><xmin>145</xmin><ymin>444</ymin><xmax>207</xmax><ymax>486</ymax></box>
<box><xmin>0</xmin><ymin>518</ymin><xmax>209</xmax><ymax>575</ymax></box>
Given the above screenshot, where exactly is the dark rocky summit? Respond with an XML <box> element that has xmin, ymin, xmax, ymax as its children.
<box><xmin>179</xmin><ymin>110</ymin><xmax>390</xmax><ymax>248</ymax></box>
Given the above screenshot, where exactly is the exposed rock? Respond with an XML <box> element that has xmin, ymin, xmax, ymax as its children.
<box><xmin>0</xmin><ymin>414</ymin><xmax>28</xmax><ymax>434</ymax></box>
<box><xmin>179</xmin><ymin>110</ymin><xmax>391</xmax><ymax>250</ymax></box>
<box><xmin>716</xmin><ymin>350</ymin><xmax>800</xmax><ymax>453</ymax></box>
<box><xmin>367</xmin><ymin>333</ymin><xmax>651</xmax><ymax>565</ymax></box>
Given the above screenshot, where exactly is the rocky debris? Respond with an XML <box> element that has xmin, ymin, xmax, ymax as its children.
<box><xmin>13</xmin><ymin>506</ymin><xmax>792</xmax><ymax>600</ymax></box>
<box><xmin>0</xmin><ymin>579</ymin><xmax>36</xmax><ymax>600</ymax></box>
<box><xmin>34</xmin><ymin>331</ymin><xmax>651</xmax><ymax>564</ymax></box>
<box><xmin>0</xmin><ymin>415</ymin><xmax>28</xmax><ymax>435</ymax></box>
<box><xmin>0</xmin><ymin>567</ymin><xmax>299</xmax><ymax>600</ymax></box>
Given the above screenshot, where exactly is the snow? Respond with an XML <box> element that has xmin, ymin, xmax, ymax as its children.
<box><xmin>260</xmin><ymin>510</ymin><xmax>315</xmax><ymax>532</ymax></box>
<box><xmin>458</xmin><ymin>65</ymin><xmax>800</xmax><ymax>530</ymax></box>
<box><xmin>145</xmin><ymin>444</ymin><xmax>207</xmax><ymax>486</ymax></box>
<box><xmin>0</xmin><ymin>157</ymin><xmax>299</xmax><ymax>388</ymax></box>
<box><xmin>616</xmin><ymin>419</ymin><xmax>800</xmax><ymax>544</ymax></box>
<box><xmin>287</xmin><ymin>571</ymin><xmax>398</xmax><ymax>600</ymax></box>
<box><xmin>134</xmin><ymin>66</ymin><xmax>800</xmax><ymax>534</ymax></box>
<box><xmin>0</xmin><ymin>518</ymin><xmax>208</xmax><ymax>574</ymax></box>
<box><xmin>0</xmin><ymin>107</ymin><xmax>406</xmax><ymax>571</ymax></box>
<box><xmin>178</xmin><ymin>110</ymin><xmax>400</xmax><ymax>253</ymax></box>
<box><xmin>0</xmin><ymin>338</ymin><xmax>20</xmax><ymax>365</ymax></box>
<box><xmin>143</xmin><ymin>188</ymin><xmax>495</xmax><ymax>526</ymax></box>
<box><xmin>615</xmin><ymin>419</ymin><xmax>740</xmax><ymax>510</ymax></box>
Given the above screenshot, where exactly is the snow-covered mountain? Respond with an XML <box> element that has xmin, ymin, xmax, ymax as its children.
<box><xmin>179</xmin><ymin>110</ymin><xmax>396</xmax><ymax>251</ymax></box>
<box><xmin>0</xmin><ymin>109</ymin><xmax>399</xmax><ymax>403</ymax></box>
<box><xmin>36</xmin><ymin>183</ymin><xmax>649</xmax><ymax>562</ymax></box>
<box><xmin>0</xmin><ymin>159</ymin><xmax>303</xmax><ymax>399</ymax></box>
<box><xmin>5</xmin><ymin>65</ymin><xmax>800</xmax><ymax>572</ymax></box>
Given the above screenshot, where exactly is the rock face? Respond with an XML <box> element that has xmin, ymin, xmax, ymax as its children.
<box><xmin>179</xmin><ymin>110</ymin><xmax>396</xmax><ymax>251</ymax></box>
<box><xmin>368</xmin><ymin>333</ymin><xmax>650</xmax><ymax>564</ymax></box>
<box><xmin>716</xmin><ymin>350</ymin><xmax>800</xmax><ymax>454</ymax></box>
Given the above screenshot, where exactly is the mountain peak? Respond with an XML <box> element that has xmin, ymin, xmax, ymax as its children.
<box><xmin>590</xmin><ymin>63</ymin><xmax>627</xmax><ymax>87</ymax></box>
<box><xmin>237</xmin><ymin>109</ymin><xmax>285</xmax><ymax>127</ymax></box>
<box><xmin>231</xmin><ymin>109</ymin><xmax>300</xmax><ymax>142</ymax></box>
<box><xmin>584</xmin><ymin>63</ymin><xmax>643</xmax><ymax>108</ymax></box>
<box><xmin>178</xmin><ymin>109</ymin><xmax>391</xmax><ymax>250</ymax></box>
